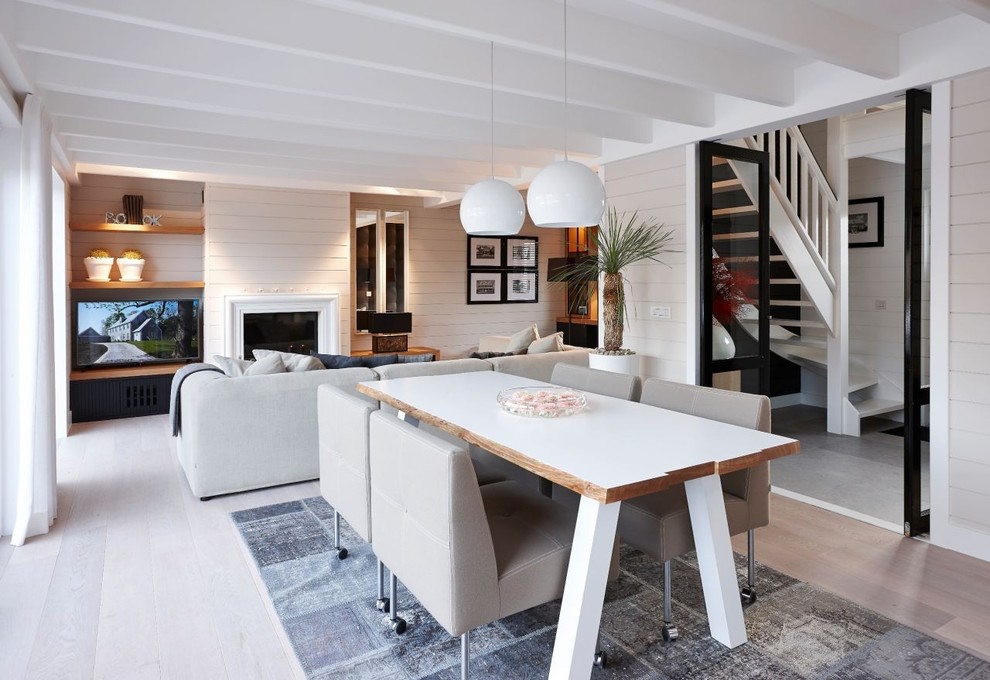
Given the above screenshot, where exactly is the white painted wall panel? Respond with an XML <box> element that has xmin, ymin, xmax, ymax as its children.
<box><xmin>604</xmin><ymin>147</ymin><xmax>688</xmax><ymax>381</ymax></box>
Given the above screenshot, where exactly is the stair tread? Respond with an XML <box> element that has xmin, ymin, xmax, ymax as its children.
<box><xmin>770</xmin><ymin>300</ymin><xmax>813</xmax><ymax>307</ymax></box>
<box><xmin>771</xmin><ymin>278</ymin><xmax>800</xmax><ymax>284</ymax></box>
<box><xmin>712</xmin><ymin>205</ymin><xmax>758</xmax><ymax>216</ymax></box>
<box><xmin>721</xmin><ymin>254</ymin><xmax>785</xmax><ymax>263</ymax></box>
<box><xmin>853</xmin><ymin>398</ymin><xmax>903</xmax><ymax>418</ymax></box>
<box><xmin>770</xmin><ymin>319</ymin><xmax>824</xmax><ymax>328</ymax></box>
<box><xmin>712</xmin><ymin>178</ymin><xmax>743</xmax><ymax>193</ymax></box>
<box><xmin>712</xmin><ymin>231</ymin><xmax>760</xmax><ymax>241</ymax></box>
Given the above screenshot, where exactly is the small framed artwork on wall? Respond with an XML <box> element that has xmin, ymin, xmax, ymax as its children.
<box><xmin>848</xmin><ymin>197</ymin><xmax>884</xmax><ymax>248</ymax></box>
<box><xmin>468</xmin><ymin>271</ymin><xmax>503</xmax><ymax>304</ymax></box>
<box><xmin>468</xmin><ymin>236</ymin><xmax>503</xmax><ymax>267</ymax></box>
<box><xmin>506</xmin><ymin>271</ymin><xmax>538</xmax><ymax>303</ymax></box>
<box><xmin>507</xmin><ymin>237</ymin><xmax>538</xmax><ymax>268</ymax></box>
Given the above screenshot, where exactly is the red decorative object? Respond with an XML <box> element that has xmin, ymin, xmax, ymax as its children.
<box><xmin>712</xmin><ymin>257</ymin><xmax>757</xmax><ymax>327</ymax></box>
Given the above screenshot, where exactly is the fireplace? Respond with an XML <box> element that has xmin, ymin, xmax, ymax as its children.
<box><xmin>225</xmin><ymin>294</ymin><xmax>340</xmax><ymax>359</ymax></box>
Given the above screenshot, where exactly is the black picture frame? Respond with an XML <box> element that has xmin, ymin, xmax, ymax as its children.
<box><xmin>848</xmin><ymin>197</ymin><xmax>884</xmax><ymax>248</ymax></box>
<box><xmin>465</xmin><ymin>235</ymin><xmax>539</xmax><ymax>304</ymax></box>
<box><xmin>506</xmin><ymin>270</ymin><xmax>539</xmax><ymax>303</ymax></box>
<box><xmin>467</xmin><ymin>271</ymin><xmax>503</xmax><ymax>304</ymax></box>
<box><xmin>506</xmin><ymin>237</ymin><xmax>539</xmax><ymax>268</ymax></box>
<box><xmin>467</xmin><ymin>236</ymin><xmax>504</xmax><ymax>267</ymax></box>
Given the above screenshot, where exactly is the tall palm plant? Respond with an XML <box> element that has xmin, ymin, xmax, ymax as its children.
<box><xmin>551</xmin><ymin>207</ymin><xmax>675</xmax><ymax>352</ymax></box>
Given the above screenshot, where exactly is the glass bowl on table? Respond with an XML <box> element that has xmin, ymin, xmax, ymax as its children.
<box><xmin>496</xmin><ymin>386</ymin><xmax>587</xmax><ymax>418</ymax></box>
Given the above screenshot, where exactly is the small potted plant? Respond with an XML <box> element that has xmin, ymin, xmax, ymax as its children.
<box><xmin>117</xmin><ymin>248</ymin><xmax>146</xmax><ymax>282</ymax></box>
<box><xmin>551</xmin><ymin>207</ymin><xmax>675</xmax><ymax>374</ymax></box>
<box><xmin>83</xmin><ymin>248</ymin><xmax>114</xmax><ymax>282</ymax></box>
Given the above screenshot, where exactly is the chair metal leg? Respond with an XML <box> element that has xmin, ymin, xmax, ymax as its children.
<box><xmin>332</xmin><ymin>511</ymin><xmax>348</xmax><ymax>560</ymax></box>
<box><xmin>461</xmin><ymin>631</ymin><xmax>470</xmax><ymax>680</ymax></box>
<box><xmin>388</xmin><ymin>571</ymin><xmax>406</xmax><ymax>634</ymax></box>
<box><xmin>661</xmin><ymin>560</ymin><xmax>678</xmax><ymax>642</ymax></box>
<box><xmin>375</xmin><ymin>559</ymin><xmax>390</xmax><ymax>613</ymax></box>
<box><xmin>741</xmin><ymin>529</ymin><xmax>757</xmax><ymax>605</ymax></box>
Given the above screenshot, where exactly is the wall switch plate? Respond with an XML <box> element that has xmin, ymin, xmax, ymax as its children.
<box><xmin>875</xmin><ymin>299</ymin><xmax>887</xmax><ymax>310</ymax></box>
<box><xmin>650</xmin><ymin>306</ymin><xmax>671</xmax><ymax>319</ymax></box>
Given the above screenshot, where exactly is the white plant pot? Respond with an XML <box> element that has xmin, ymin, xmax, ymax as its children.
<box><xmin>712</xmin><ymin>323</ymin><xmax>736</xmax><ymax>360</ymax></box>
<box><xmin>117</xmin><ymin>258</ymin><xmax>145</xmax><ymax>282</ymax></box>
<box><xmin>83</xmin><ymin>257</ymin><xmax>114</xmax><ymax>282</ymax></box>
<box><xmin>588</xmin><ymin>352</ymin><xmax>641</xmax><ymax>376</ymax></box>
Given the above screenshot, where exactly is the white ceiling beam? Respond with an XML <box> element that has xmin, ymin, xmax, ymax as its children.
<box><xmin>620</xmin><ymin>0</ymin><xmax>899</xmax><ymax>79</ymax></box>
<box><xmin>69</xmin><ymin>151</ymin><xmax>475</xmax><ymax>195</ymax></box>
<box><xmin>17</xmin><ymin>0</ymin><xmax>789</xmax><ymax>106</ymax></box>
<box><xmin>13</xmin><ymin>2</ymin><xmax>711</xmax><ymax>126</ymax></box>
<box><xmin>938</xmin><ymin>0</ymin><xmax>990</xmax><ymax>23</ymax></box>
<box><xmin>41</xmin><ymin>91</ymin><xmax>564</xmax><ymax>168</ymax></box>
<box><xmin>30</xmin><ymin>54</ymin><xmax>607</xmax><ymax>153</ymax></box>
<box><xmin>55</xmin><ymin>117</ymin><xmax>523</xmax><ymax>179</ymax></box>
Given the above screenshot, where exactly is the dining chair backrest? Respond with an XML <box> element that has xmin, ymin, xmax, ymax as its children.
<box><xmin>550</xmin><ymin>363</ymin><xmax>642</xmax><ymax>401</ymax></box>
<box><xmin>369</xmin><ymin>411</ymin><xmax>500</xmax><ymax>635</ymax></box>
<box><xmin>317</xmin><ymin>384</ymin><xmax>378</xmax><ymax>542</ymax></box>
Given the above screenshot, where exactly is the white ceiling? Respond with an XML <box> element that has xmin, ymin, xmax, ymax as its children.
<box><xmin>1</xmin><ymin>0</ymin><xmax>988</xmax><ymax>198</ymax></box>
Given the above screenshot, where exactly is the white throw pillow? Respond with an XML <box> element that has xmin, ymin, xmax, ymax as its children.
<box><xmin>528</xmin><ymin>332</ymin><xmax>564</xmax><ymax>354</ymax></box>
<box><xmin>211</xmin><ymin>355</ymin><xmax>254</xmax><ymax>377</ymax></box>
<box><xmin>504</xmin><ymin>324</ymin><xmax>541</xmax><ymax>353</ymax></box>
<box><xmin>244</xmin><ymin>353</ymin><xmax>287</xmax><ymax>376</ymax></box>
<box><xmin>252</xmin><ymin>349</ymin><xmax>324</xmax><ymax>372</ymax></box>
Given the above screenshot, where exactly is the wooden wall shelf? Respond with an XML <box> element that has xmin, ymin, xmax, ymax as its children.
<box><xmin>70</xmin><ymin>222</ymin><xmax>204</xmax><ymax>235</ymax></box>
<box><xmin>70</xmin><ymin>364</ymin><xmax>182</xmax><ymax>381</ymax></box>
<box><xmin>70</xmin><ymin>280</ymin><xmax>205</xmax><ymax>290</ymax></box>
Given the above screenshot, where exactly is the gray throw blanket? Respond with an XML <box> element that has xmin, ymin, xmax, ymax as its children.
<box><xmin>170</xmin><ymin>363</ymin><xmax>224</xmax><ymax>436</ymax></box>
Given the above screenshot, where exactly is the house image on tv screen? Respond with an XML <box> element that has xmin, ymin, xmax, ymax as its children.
<box><xmin>107</xmin><ymin>310</ymin><xmax>163</xmax><ymax>342</ymax></box>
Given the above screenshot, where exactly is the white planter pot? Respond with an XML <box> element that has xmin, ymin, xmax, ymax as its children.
<box><xmin>83</xmin><ymin>257</ymin><xmax>114</xmax><ymax>282</ymax></box>
<box><xmin>588</xmin><ymin>352</ymin><xmax>641</xmax><ymax>376</ymax></box>
<box><xmin>117</xmin><ymin>258</ymin><xmax>146</xmax><ymax>282</ymax></box>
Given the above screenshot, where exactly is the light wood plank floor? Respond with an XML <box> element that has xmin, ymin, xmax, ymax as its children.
<box><xmin>1</xmin><ymin>414</ymin><xmax>988</xmax><ymax>680</ymax></box>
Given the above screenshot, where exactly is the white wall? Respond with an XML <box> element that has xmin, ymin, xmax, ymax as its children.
<box><xmin>936</xmin><ymin>69</ymin><xmax>990</xmax><ymax>559</ymax></box>
<box><xmin>203</xmin><ymin>185</ymin><xmax>351</xmax><ymax>359</ymax></box>
<box><xmin>848</xmin><ymin>157</ymin><xmax>905</xmax><ymax>395</ymax></box>
<box><xmin>603</xmin><ymin>147</ymin><xmax>689</xmax><ymax>380</ymax></box>
<box><xmin>351</xmin><ymin>194</ymin><xmax>566</xmax><ymax>358</ymax></box>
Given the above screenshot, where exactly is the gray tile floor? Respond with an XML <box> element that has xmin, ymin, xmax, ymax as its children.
<box><xmin>769</xmin><ymin>405</ymin><xmax>930</xmax><ymax>530</ymax></box>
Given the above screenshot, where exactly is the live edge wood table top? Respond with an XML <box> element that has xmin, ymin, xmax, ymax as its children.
<box><xmin>356</xmin><ymin>371</ymin><xmax>798</xmax><ymax>504</ymax></box>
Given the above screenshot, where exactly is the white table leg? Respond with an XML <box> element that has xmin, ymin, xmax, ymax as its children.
<box><xmin>549</xmin><ymin>495</ymin><xmax>620</xmax><ymax>680</ymax></box>
<box><xmin>684</xmin><ymin>474</ymin><xmax>747</xmax><ymax>648</ymax></box>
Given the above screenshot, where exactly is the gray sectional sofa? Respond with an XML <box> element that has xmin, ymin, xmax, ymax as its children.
<box><xmin>175</xmin><ymin>342</ymin><xmax>590</xmax><ymax>499</ymax></box>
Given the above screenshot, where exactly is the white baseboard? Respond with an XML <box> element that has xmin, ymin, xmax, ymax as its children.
<box><xmin>770</xmin><ymin>393</ymin><xmax>803</xmax><ymax>409</ymax></box>
<box><xmin>771</xmin><ymin>486</ymin><xmax>904</xmax><ymax>534</ymax></box>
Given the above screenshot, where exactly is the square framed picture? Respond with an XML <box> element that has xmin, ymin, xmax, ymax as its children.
<box><xmin>506</xmin><ymin>271</ymin><xmax>538</xmax><ymax>303</ymax></box>
<box><xmin>467</xmin><ymin>271</ymin><xmax>503</xmax><ymax>304</ymax></box>
<box><xmin>468</xmin><ymin>236</ymin><xmax>503</xmax><ymax>267</ymax></box>
<box><xmin>507</xmin><ymin>237</ymin><xmax>538</xmax><ymax>268</ymax></box>
<box><xmin>848</xmin><ymin>197</ymin><xmax>884</xmax><ymax>248</ymax></box>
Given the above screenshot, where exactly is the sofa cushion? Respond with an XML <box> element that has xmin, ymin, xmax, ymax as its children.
<box><xmin>253</xmin><ymin>349</ymin><xmax>324</xmax><ymax>372</ymax></box>
<box><xmin>397</xmin><ymin>353</ymin><xmax>435</xmax><ymax>363</ymax></box>
<box><xmin>528</xmin><ymin>332</ymin><xmax>564</xmax><ymax>354</ymax></box>
<box><xmin>504</xmin><ymin>324</ymin><xmax>540</xmax><ymax>353</ymax></box>
<box><xmin>211</xmin><ymin>353</ymin><xmax>287</xmax><ymax>377</ymax></box>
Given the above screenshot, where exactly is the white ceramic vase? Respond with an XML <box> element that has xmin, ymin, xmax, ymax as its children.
<box><xmin>117</xmin><ymin>258</ymin><xmax>146</xmax><ymax>282</ymax></box>
<box><xmin>588</xmin><ymin>352</ymin><xmax>641</xmax><ymax>376</ymax></box>
<box><xmin>712</xmin><ymin>321</ymin><xmax>736</xmax><ymax>360</ymax></box>
<box><xmin>83</xmin><ymin>257</ymin><xmax>114</xmax><ymax>282</ymax></box>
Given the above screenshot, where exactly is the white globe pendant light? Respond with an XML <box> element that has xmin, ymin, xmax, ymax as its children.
<box><xmin>526</xmin><ymin>160</ymin><xmax>604</xmax><ymax>227</ymax></box>
<box><xmin>460</xmin><ymin>42</ymin><xmax>524</xmax><ymax>236</ymax></box>
<box><xmin>527</xmin><ymin>0</ymin><xmax>605</xmax><ymax>228</ymax></box>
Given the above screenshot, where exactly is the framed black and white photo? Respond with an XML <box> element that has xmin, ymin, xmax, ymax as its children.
<box><xmin>848</xmin><ymin>197</ymin><xmax>884</xmax><ymax>248</ymax></box>
<box><xmin>467</xmin><ymin>271</ymin><xmax>503</xmax><ymax>304</ymax></box>
<box><xmin>506</xmin><ymin>271</ymin><xmax>538</xmax><ymax>303</ymax></box>
<box><xmin>468</xmin><ymin>236</ymin><xmax>503</xmax><ymax>267</ymax></box>
<box><xmin>507</xmin><ymin>237</ymin><xmax>538</xmax><ymax>268</ymax></box>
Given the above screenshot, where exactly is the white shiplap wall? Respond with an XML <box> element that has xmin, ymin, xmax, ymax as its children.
<box><xmin>350</xmin><ymin>194</ymin><xmax>566</xmax><ymax>358</ymax></box>
<box><xmin>848</xmin><ymin>157</ymin><xmax>905</xmax><ymax>395</ymax></box>
<box><xmin>603</xmin><ymin>148</ymin><xmax>689</xmax><ymax>380</ymax></box>
<box><xmin>203</xmin><ymin>185</ymin><xmax>350</xmax><ymax>359</ymax></box>
<box><xmin>69</xmin><ymin>175</ymin><xmax>204</xmax><ymax>283</ymax></box>
<box><xmin>945</xmin><ymin>70</ymin><xmax>990</xmax><ymax>551</ymax></box>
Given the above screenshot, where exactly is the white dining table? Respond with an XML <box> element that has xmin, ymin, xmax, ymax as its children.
<box><xmin>357</xmin><ymin>371</ymin><xmax>799</xmax><ymax>680</ymax></box>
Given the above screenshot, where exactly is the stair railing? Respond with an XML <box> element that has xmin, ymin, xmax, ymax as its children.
<box><xmin>746</xmin><ymin>128</ymin><xmax>837</xmax><ymax>291</ymax></box>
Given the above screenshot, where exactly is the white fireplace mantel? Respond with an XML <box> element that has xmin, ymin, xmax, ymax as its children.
<box><xmin>225</xmin><ymin>293</ymin><xmax>340</xmax><ymax>359</ymax></box>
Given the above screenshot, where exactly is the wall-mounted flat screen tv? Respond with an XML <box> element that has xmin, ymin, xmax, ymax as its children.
<box><xmin>74</xmin><ymin>299</ymin><xmax>201</xmax><ymax>369</ymax></box>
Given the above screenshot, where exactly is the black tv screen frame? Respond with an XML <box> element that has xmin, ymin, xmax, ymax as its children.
<box><xmin>73</xmin><ymin>298</ymin><xmax>203</xmax><ymax>370</ymax></box>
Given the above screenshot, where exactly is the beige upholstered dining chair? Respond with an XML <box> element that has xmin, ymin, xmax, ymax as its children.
<box><xmin>368</xmin><ymin>411</ymin><xmax>578</xmax><ymax>678</ymax></box>
<box><xmin>549</xmin><ymin>362</ymin><xmax>642</xmax><ymax>401</ymax></box>
<box><xmin>618</xmin><ymin>378</ymin><xmax>772</xmax><ymax>642</ymax></box>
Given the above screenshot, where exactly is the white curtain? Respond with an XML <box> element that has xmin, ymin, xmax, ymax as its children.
<box><xmin>11</xmin><ymin>94</ymin><xmax>57</xmax><ymax>546</ymax></box>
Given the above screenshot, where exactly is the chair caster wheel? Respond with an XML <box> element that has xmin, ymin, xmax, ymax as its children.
<box><xmin>593</xmin><ymin>651</ymin><xmax>608</xmax><ymax>668</ymax></box>
<box><xmin>741</xmin><ymin>586</ymin><xmax>756</xmax><ymax>605</ymax></box>
<box><xmin>391</xmin><ymin>617</ymin><xmax>407</xmax><ymax>635</ymax></box>
<box><xmin>376</xmin><ymin>597</ymin><xmax>390</xmax><ymax>613</ymax></box>
<box><xmin>336</xmin><ymin>548</ymin><xmax>348</xmax><ymax>560</ymax></box>
<box><xmin>661</xmin><ymin>624</ymin><xmax>679</xmax><ymax>642</ymax></box>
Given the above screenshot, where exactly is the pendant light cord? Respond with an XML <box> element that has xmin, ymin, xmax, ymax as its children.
<box><xmin>563</xmin><ymin>0</ymin><xmax>569</xmax><ymax>161</ymax></box>
<box><xmin>490</xmin><ymin>41</ymin><xmax>495</xmax><ymax>179</ymax></box>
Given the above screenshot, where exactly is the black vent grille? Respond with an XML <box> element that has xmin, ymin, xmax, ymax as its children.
<box><xmin>71</xmin><ymin>374</ymin><xmax>173</xmax><ymax>422</ymax></box>
<box><xmin>125</xmin><ymin>383</ymin><xmax>159</xmax><ymax>410</ymax></box>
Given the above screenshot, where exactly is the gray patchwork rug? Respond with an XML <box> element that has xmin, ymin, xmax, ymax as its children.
<box><xmin>232</xmin><ymin>497</ymin><xmax>989</xmax><ymax>679</ymax></box>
